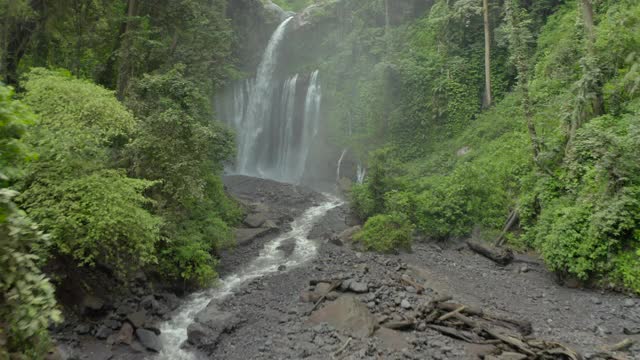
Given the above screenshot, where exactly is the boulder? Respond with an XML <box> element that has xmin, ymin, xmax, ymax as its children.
<box><xmin>276</xmin><ymin>238</ymin><xmax>297</xmax><ymax>257</ymax></box>
<box><xmin>375</xmin><ymin>328</ymin><xmax>410</xmax><ymax>351</ymax></box>
<box><xmin>116</xmin><ymin>323</ymin><xmax>134</xmax><ymax>345</ymax></box>
<box><xmin>95</xmin><ymin>325</ymin><xmax>112</xmax><ymax>340</ymax></box>
<box><xmin>244</xmin><ymin>212</ymin><xmax>268</xmax><ymax>228</ymax></box>
<box><xmin>81</xmin><ymin>294</ymin><xmax>105</xmax><ymax>315</ymax></box>
<box><xmin>308</xmin><ymin>296</ymin><xmax>377</xmax><ymax>338</ymax></box>
<box><xmin>140</xmin><ymin>295</ymin><xmax>160</xmax><ymax>312</ymax></box>
<box><xmin>349</xmin><ymin>281</ymin><xmax>369</xmax><ymax>294</ymax></box>
<box><xmin>103</xmin><ymin>319</ymin><xmax>121</xmax><ymax>330</ymax></box>
<box><xmin>127</xmin><ymin>310</ymin><xmax>147</xmax><ymax>329</ymax></box>
<box><xmin>234</xmin><ymin>227</ymin><xmax>274</xmax><ymax>246</ymax></box>
<box><xmin>136</xmin><ymin>328</ymin><xmax>162</xmax><ymax>352</ymax></box>
<box><xmin>315</xmin><ymin>282</ymin><xmax>334</xmax><ymax>296</ymax></box>
<box><xmin>187</xmin><ymin>303</ymin><xmax>242</xmax><ymax>353</ymax></box>
<box><xmin>74</xmin><ymin>324</ymin><xmax>91</xmax><ymax>335</ymax></box>
<box><xmin>338</xmin><ymin>226</ymin><xmax>361</xmax><ymax>243</ymax></box>
<box><xmin>263</xmin><ymin>219</ymin><xmax>278</xmax><ymax>229</ymax></box>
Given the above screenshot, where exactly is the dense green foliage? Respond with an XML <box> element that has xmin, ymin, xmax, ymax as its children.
<box><xmin>126</xmin><ymin>66</ymin><xmax>240</xmax><ymax>285</ymax></box>
<box><xmin>1</xmin><ymin>3</ymin><xmax>239</xmax><ymax>354</ymax></box>
<box><xmin>0</xmin><ymin>85</ymin><xmax>61</xmax><ymax>359</ymax></box>
<box><xmin>18</xmin><ymin>69</ymin><xmax>162</xmax><ymax>276</ymax></box>
<box><xmin>353</xmin><ymin>212</ymin><xmax>413</xmax><ymax>253</ymax></box>
<box><xmin>337</xmin><ymin>0</ymin><xmax>640</xmax><ymax>293</ymax></box>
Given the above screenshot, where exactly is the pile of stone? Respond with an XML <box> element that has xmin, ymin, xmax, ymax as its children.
<box><xmin>299</xmin><ymin>258</ymin><xmax>591</xmax><ymax>360</ymax></box>
<box><xmin>64</xmin><ymin>291</ymin><xmax>181</xmax><ymax>354</ymax></box>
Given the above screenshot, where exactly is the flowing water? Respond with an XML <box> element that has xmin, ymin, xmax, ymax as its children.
<box><xmin>236</xmin><ymin>16</ymin><xmax>293</xmax><ymax>175</ymax></box>
<box><xmin>217</xmin><ymin>18</ymin><xmax>323</xmax><ymax>184</ymax></box>
<box><xmin>154</xmin><ymin>197</ymin><xmax>342</xmax><ymax>360</ymax></box>
<box><xmin>336</xmin><ymin>148</ymin><xmax>348</xmax><ymax>183</ymax></box>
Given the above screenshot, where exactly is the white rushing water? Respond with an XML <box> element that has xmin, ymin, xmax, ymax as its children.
<box><xmin>154</xmin><ymin>197</ymin><xmax>342</xmax><ymax>360</ymax></box>
<box><xmin>336</xmin><ymin>148</ymin><xmax>348</xmax><ymax>182</ymax></box>
<box><xmin>217</xmin><ymin>17</ymin><xmax>323</xmax><ymax>185</ymax></box>
<box><xmin>356</xmin><ymin>163</ymin><xmax>366</xmax><ymax>184</ymax></box>
<box><xmin>237</xmin><ymin>16</ymin><xmax>293</xmax><ymax>176</ymax></box>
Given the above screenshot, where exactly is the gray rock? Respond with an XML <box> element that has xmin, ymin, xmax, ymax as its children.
<box><xmin>591</xmin><ymin>297</ymin><xmax>602</xmax><ymax>305</ymax></box>
<box><xmin>136</xmin><ymin>328</ymin><xmax>162</xmax><ymax>352</ymax></box>
<box><xmin>624</xmin><ymin>299</ymin><xmax>636</xmax><ymax>307</ymax></box>
<box><xmin>328</xmin><ymin>235</ymin><xmax>343</xmax><ymax>246</ymax></box>
<box><xmin>375</xmin><ymin>328</ymin><xmax>410</xmax><ymax>351</ymax></box>
<box><xmin>244</xmin><ymin>212</ymin><xmax>268</xmax><ymax>228</ymax></box>
<box><xmin>95</xmin><ymin>325</ymin><xmax>112</xmax><ymax>340</ymax></box>
<box><xmin>349</xmin><ymin>281</ymin><xmax>369</xmax><ymax>293</ymax></box>
<box><xmin>340</xmin><ymin>279</ymin><xmax>353</xmax><ymax>291</ymax></box>
<box><xmin>116</xmin><ymin>301</ymin><xmax>137</xmax><ymax>317</ymax></box>
<box><xmin>116</xmin><ymin>322</ymin><xmax>134</xmax><ymax>345</ymax></box>
<box><xmin>141</xmin><ymin>295</ymin><xmax>160</xmax><ymax>312</ymax></box>
<box><xmin>81</xmin><ymin>295</ymin><xmax>105</xmax><ymax>315</ymax></box>
<box><xmin>104</xmin><ymin>319</ymin><xmax>121</xmax><ymax>330</ymax></box>
<box><xmin>400</xmin><ymin>299</ymin><xmax>412</xmax><ymax>309</ymax></box>
<box><xmin>308</xmin><ymin>295</ymin><xmax>377</xmax><ymax>338</ymax></box>
<box><xmin>276</xmin><ymin>238</ymin><xmax>296</xmax><ymax>257</ymax></box>
<box><xmin>263</xmin><ymin>219</ymin><xmax>278</xmax><ymax>229</ymax></box>
<box><xmin>127</xmin><ymin>310</ymin><xmax>147</xmax><ymax>328</ymax></box>
<box><xmin>326</xmin><ymin>291</ymin><xmax>339</xmax><ymax>301</ymax></box>
<box><xmin>235</xmin><ymin>227</ymin><xmax>274</xmax><ymax>246</ymax></box>
<box><xmin>187</xmin><ymin>303</ymin><xmax>242</xmax><ymax>352</ymax></box>
<box><xmin>75</xmin><ymin>324</ymin><xmax>91</xmax><ymax>335</ymax></box>
<box><xmin>315</xmin><ymin>282</ymin><xmax>333</xmax><ymax>296</ymax></box>
<box><xmin>337</xmin><ymin>226</ymin><xmax>362</xmax><ymax>243</ymax></box>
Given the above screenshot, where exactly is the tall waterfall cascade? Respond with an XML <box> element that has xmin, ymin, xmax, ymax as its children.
<box><xmin>217</xmin><ymin>17</ymin><xmax>322</xmax><ymax>184</ymax></box>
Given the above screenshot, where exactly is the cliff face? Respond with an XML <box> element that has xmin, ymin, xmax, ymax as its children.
<box><xmin>227</xmin><ymin>0</ymin><xmax>290</xmax><ymax>73</ymax></box>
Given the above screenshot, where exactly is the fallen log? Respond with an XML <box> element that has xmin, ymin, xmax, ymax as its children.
<box><xmin>437</xmin><ymin>302</ymin><xmax>532</xmax><ymax>335</ymax></box>
<box><xmin>427</xmin><ymin>324</ymin><xmax>477</xmax><ymax>343</ymax></box>
<box><xmin>466</xmin><ymin>240</ymin><xmax>514</xmax><ymax>266</ymax></box>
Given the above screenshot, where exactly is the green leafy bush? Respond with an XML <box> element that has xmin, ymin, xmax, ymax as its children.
<box><xmin>0</xmin><ymin>84</ymin><xmax>60</xmax><ymax>359</ymax></box>
<box><xmin>18</xmin><ymin>69</ymin><xmax>162</xmax><ymax>278</ymax></box>
<box><xmin>354</xmin><ymin>213</ymin><xmax>413</xmax><ymax>253</ymax></box>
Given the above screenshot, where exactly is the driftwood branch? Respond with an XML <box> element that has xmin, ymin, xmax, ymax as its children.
<box><xmin>437</xmin><ymin>302</ymin><xmax>532</xmax><ymax>335</ymax></box>
<box><xmin>495</xmin><ymin>210</ymin><xmax>520</xmax><ymax>247</ymax></box>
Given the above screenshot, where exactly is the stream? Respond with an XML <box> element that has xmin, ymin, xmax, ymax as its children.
<box><xmin>153</xmin><ymin>195</ymin><xmax>342</xmax><ymax>360</ymax></box>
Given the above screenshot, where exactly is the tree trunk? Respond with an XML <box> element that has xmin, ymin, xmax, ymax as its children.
<box><xmin>580</xmin><ymin>0</ymin><xmax>596</xmax><ymax>53</ymax></box>
<box><xmin>117</xmin><ymin>0</ymin><xmax>137</xmax><ymax>99</ymax></box>
<box><xmin>482</xmin><ymin>0</ymin><xmax>492</xmax><ymax>107</ymax></box>
<box><xmin>580</xmin><ymin>0</ymin><xmax>604</xmax><ymax>117</ymax></box>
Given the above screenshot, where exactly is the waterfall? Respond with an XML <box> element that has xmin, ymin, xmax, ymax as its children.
<box><xmin>237</xmin><ymin>16</ymin><xmax>293</xmax><ymax>176</ymax></box>
<box><xmin>336</xmin><ymin>148</ymin><xmax>348</xmax><ymax>182</ymax></box>
<box><xmin>356</xmin><ymin>163</ymin><xmax>366</xmax><ymax>184</ymax></box>
<box><xmin>296</xmin><ymin>70</ymin><xmax>322</xmax><ymax>182</ymax></box>
<box><xmin>217</xmin><ymin>18</ymin><xmax>323</xmax><ymax>185</ymax></box>
<box><xmin>276</xmin><ymin>74</ymin><xmax>298</xmax><ymax>181</ymax></box>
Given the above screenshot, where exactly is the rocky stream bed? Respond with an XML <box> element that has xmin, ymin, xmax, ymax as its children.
<box><xmin>52</xmin><ymin>176</ymin><xmax>640</xmax><ymax>360</ymax></box>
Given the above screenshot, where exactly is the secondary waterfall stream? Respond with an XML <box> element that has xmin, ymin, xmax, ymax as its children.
<box><xmin>155</xmin><ymin>197</ymin><xmax>342</xmax><ymax>360</ymax></box>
